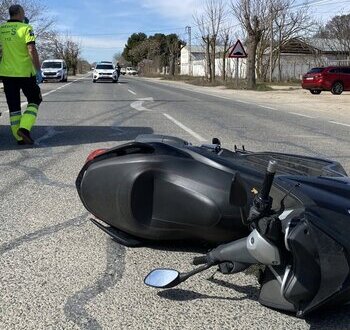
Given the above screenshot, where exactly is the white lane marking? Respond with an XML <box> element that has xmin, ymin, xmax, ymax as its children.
<box><xmin>163</xmin><ymin>113</ymin><xmax>206</xmax><ymax>142</ymax></box>
<box><xmin>260</xmin><ymin>105</ymin><xmax>278</xmax><ymax>111</ymax></box>
<box><xmin>128</xmin><ymin>89</ymin><xmax>137</xmax><ymax>95</ymax></box>
<box><xmin>236</xmin><ymin>99</ymin><xmax>251</xmax><ymax>104</ymax></box>
<box><xmin>42</xmin><ymin>89</ymin><xmax>57</xmax><ymax>97</ymax></box>
<box><xmin>290</xmin><ymin>135</ymin><xmax>325</xmax><ymax>138</ymax></box>
<box><xmin>130</xmin><ymin>97</ymin><xmax>153</xmax><ymax>111</ymax></box>
<box><xmin>289</xmin><ymin>112</ymin><xmax>314</xmax><ymax>118</ymax></box>
<box><xmin>329</xmin><ymin>121</ymin><xmax>350</xmax><ymax>127</ymax></box>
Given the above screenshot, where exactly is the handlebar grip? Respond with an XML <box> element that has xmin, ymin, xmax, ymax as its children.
<box><xmin>259</xmin><ymin>160</ymin><xmax>277</xmax><ymax>201</ymax></box>
<box><xmin>192</xmin><ymin>256</ymin><xmax>207</xmax><ymax>265</ymax></box>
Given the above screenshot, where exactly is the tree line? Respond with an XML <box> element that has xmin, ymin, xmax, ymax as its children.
<box><xmin>118</xmin><ymin>32</ymin><xmax>184</xmax><ymax>76</ymax></box>
<box><xmin>119</xmin><ymin>0</ymin><xmax>350</xmax><ymax>89</ymax></box>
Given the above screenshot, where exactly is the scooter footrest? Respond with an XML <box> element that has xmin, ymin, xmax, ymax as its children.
<box><xmin>90</xmin><ymin>218</ymin><xmax>143</xmax><ymax>247</ymax></box>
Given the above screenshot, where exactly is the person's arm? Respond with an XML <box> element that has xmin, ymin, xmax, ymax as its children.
<box><xmin>27</xmin><ymin>43</ymin><xmax>41</xmax><ymax>72</ymax></box>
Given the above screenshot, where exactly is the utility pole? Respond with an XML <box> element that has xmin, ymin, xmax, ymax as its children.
<box><xmin>185</xmin><ymin>26</ymin><xmax>192</xmax><ymax>76</ymax></box>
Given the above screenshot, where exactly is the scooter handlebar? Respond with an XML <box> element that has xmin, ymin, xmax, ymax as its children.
<box><xmin>259</xmin><ymin>160</ymin><xmax>277</xmax><ymax>201</ymax></box>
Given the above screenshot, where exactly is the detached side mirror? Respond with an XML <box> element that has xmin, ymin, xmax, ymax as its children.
<box><xmin>144</xmin><ymin>269</ymin><xmax>180</xmax><ymax>288</ymax></box>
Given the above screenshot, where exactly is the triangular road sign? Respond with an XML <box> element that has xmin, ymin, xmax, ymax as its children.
<box><xmin>228</xmin><ymin>39</ymin><xmax>247</xmax><ymax>58</ymax></box>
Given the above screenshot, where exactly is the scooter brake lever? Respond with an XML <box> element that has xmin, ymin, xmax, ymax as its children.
<box><xmin>276</xmin><ymin>183</ymin><xmax>301</xmax><ymax>216</ymax></box>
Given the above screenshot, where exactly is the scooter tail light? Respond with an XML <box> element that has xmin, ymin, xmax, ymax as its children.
<box><xmin>86</xmin><ymin>149</ymin><xmax>107</xmax><ymax>162</ymax></box>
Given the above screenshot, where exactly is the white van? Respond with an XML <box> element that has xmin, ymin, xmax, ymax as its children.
<box><xmin>41</xmin><ymin>59</ymin><xmax>68</xmax><ymax>82</ymax></box>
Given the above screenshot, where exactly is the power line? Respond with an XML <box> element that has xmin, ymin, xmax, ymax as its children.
<box><xmin>291</xmin><ymin>0</ymin><xmax>341</xmax><ymax>8</ymax></box>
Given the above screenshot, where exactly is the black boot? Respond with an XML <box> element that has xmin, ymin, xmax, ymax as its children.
<box><xmin>17</xmin><ymin>128</ymin><xmax>34</xmax><ymax>145</ymax></box>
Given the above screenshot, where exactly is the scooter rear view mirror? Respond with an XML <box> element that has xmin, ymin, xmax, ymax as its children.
<box><xmin>144</xmin><ymin>269</ymin><xmax>180</xmax><ymax>288</ymax></box>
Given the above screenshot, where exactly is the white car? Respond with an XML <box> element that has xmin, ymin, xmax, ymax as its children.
<box><xmin>126</xmin><ymin>67</ymin><xmax>138</xmax><ymax>75</ymax></box>
<box><xmin>41</xmin><ymin>59</ymin><xmax>68</xmax><ymax>82</ymax></box>
<box><xmin>93</xmin><ymin>63</ymin><xmax>118</xmax><ymax>83</ymax></box>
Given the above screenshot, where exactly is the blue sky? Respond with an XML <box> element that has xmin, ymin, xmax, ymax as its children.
<box><xmin>44</xmin><ymin>0</ymin><xmax>202</xmax><ymax>63</ymax></box>
<box><xmin>42</xmin><ymin>0</ymin><xmax>350</xmax><ymax>63</ymax></box>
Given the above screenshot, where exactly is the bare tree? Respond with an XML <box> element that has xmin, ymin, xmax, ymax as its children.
<box><xmin>194</xmin><ymin>0</ymin><xmax>226</xmax><ymax>82</ymax></box>
<box><xmin>0</xmin><ymin>0</ymin><xmax>56</xmax><ymax>60</ymax></box>
<box><xmin>318</xmin><ymin>14</ymin><xmax>350</xmax><ymax>61</ymax></box>
<box><xmin>52</xmin><ymin>35</ymin><xmax>81</xmax><ymax>75</ymax></box>
<box><xmin>272</xmin><ymin>0</ymin><xmax>314</xmax><ymax>81</ymax></box>
<box><xmin>231</xmin><ymin>0</ymin><xmax>270</xmax><ymax>89</ymax></box>
<box><xmin>218</xmin><ymin>26</ymin><xmax>236</xmax><ymax>81</ymax></box>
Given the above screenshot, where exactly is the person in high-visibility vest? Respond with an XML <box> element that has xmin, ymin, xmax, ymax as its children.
<box><xmin>0</xmin><ymin>4</ymin><xmax>43</xmax><ymax>145</ymax></box>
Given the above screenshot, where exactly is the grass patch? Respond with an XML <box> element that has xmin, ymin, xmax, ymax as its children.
<box><xmin>256</xmin><ymin>83</ymin><xmax>274</xmax><ymax>91</ymax></box>
<box><xmin>141</xmin><ymin>73</ymin><xmax>284</xmax><ymax>91</ymax></box>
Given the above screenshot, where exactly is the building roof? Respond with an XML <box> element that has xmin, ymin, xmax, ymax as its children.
<box><xmin>306</xmin><ymin>38</ymin><xmax>347</xmax><ymax>52</ymax></box>
<box><xmin>185</xmin><ymin>38</ymin><xmax>350</xmax><ymax>56</ymax></box>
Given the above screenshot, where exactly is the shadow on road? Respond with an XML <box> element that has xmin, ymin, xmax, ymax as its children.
<box><xmin>0</xmin><ymin>125</ymin><xmax>153</xmax><ymax>150</ymax></box>
<box><xmin>158</xmin><ymin>268</ymin><xmax>350</xmax><ymax>328</ymax></box>
<box><xmin>158</xmin><ymin>279</ymin><xmax>259</xmax><ymax>303</ymax></box>
<box><xmin>305</xmin><ymin>305</ymin><xmax>350</xmax><ymax>329</ymax></box>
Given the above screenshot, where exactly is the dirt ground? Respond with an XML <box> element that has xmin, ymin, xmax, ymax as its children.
<box><xmin>142</xmin><ymin>78</ymin><xmax>350</xmax><ymax>125</ymax></box>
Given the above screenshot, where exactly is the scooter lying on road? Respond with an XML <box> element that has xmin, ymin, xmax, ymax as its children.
<box><xmin>76</xmin><ymin>134</ymin><xmax>350</xmax><ymax>315</ymax></box>
<box><xmin>144</xmin><ymin>159</ymin><xmax>350</xmax><ymax>316</ymax></box>
<box><xmin>76</xmin><ymin>134</ymin><xmax>349</xmax><ymax>247</ymax></box>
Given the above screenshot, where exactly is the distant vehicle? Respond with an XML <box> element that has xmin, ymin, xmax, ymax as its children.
<box><xmin>92</xmin><ymin>62</ymin><xmax>118</xmax><ymax>83</ymax></box>
<box><xmin>120</xmin><ymin>67</ymin><xmax>126</xmax><ymax>75</ymax></box>
<box><xmin>301</xmin><ymin>66</ymin><xmax>350</xmax><ymax>95</ymax></box>
<box><xmin>41</xmin><ymin>59</ymin><xmax>68</xmax><ymax>82</ymax></box>
<box><xmin>126</xmin><ymin>67</ymin><xmax>138</xmax><ymax>75</ymax></box>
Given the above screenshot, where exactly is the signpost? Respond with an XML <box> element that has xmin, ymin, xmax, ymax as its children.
<box><xmin>228</xmin><ymin>39</ymin><xmax>248</xmax><ymax>87</ymax></box>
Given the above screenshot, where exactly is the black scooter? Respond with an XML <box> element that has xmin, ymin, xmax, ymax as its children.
<box><xmin>144</xmin><ymin>160</ymin><xmax>350</xmax><ymax>316</ymax></box>
<box><xmin>76</xmin><ymin>134</ymin><xmax>350</xmax><ymax>315</ymax></box>
<box><xmin>76</xmin><ymin>134</ymin><xmax>349</xmax><ymax>249</ymax></box>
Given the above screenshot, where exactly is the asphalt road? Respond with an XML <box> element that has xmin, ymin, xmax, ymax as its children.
<box><xmin>0</xmin><ymin>75</ymin><xmax>350</xmax><ymax>330</ymax></box>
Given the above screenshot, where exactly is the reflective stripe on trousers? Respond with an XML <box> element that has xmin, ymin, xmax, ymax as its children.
<box><xmin>20</xmin><ymin>103</ymin><xmax>39</xmax><ymax>131</ymax></box>
<box><xmin>10</xmin><ymin>111</ymin><xmax>22</xmax><ymax>141</ymax></box>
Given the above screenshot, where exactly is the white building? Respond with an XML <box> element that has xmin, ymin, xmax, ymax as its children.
<box><xmin>180</xmin><ymin>38</ymin><xmax>350</xmax><ymax>81</ymax></box>
<box><xmin>181</xmin><ymin>45</ymin><xmax>247</xmax><ymax>79</ymax></box>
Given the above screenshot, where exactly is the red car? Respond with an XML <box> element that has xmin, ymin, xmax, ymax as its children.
<box><xmin>302</xmin><ymin>66</ymin><xmax>350</xmax><ymax>95</ymax></box>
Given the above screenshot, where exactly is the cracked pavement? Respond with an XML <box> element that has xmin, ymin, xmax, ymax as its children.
<box><xmin>0</xmin><ymin>75</ymin><xmax>350</xmax><ymax>329</ymax></box>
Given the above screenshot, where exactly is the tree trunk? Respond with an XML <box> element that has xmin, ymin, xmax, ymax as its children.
<box><xmin>222</xmin><ymin>35</ymin><xmax>229</xmax><ymax>81</ymax></box>
<box><xmin>205</xmin><ymin>37</ymin><xmax>212</xmax><ymax>82</ymax></box>
<box><xmin>210</xmin><ymin>37</ymin><xmax>216</xmax><ymax>82</ymax></box>
<box><xmin>246</xmin><ymin>37</ymin><xmax>258</xmax><ymax>89</ymax></box>
<box><xmin>169</xmin><ymin>54</ymin><xmax>176</xmax><ymax>76</ymax></box>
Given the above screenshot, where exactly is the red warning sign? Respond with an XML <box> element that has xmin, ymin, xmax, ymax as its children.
<box><xmin>228</xmin><ymin>39</ymin><xmax>247</xmax><ymax>58</ymax></box>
